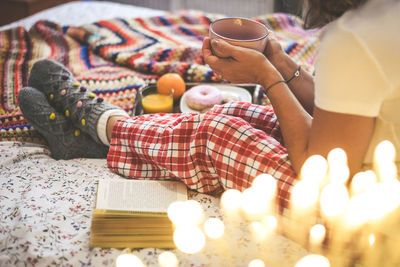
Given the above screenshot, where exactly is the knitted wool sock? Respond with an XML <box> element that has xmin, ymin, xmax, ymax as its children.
<box><xmin>28</xmin><ymin>59</ymin><xmax>126</xmax><ymax>144</ymax></box>
<box><xmin>18</xmin><ymin>87</ymin><xmax>109</xmax><ymax>160</ymax></box>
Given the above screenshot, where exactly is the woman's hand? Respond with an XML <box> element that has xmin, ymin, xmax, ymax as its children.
<box><xmin>263</xmin><ymin>35</ymin><xmax>287</xmax><ymax>68</ymax></box>
<box><xmin>202</xmin><ymin>37</ymin><xmax>283</xmax><ymax>86</ymax></box>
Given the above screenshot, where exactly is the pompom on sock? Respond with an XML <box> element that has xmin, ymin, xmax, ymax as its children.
<box><xmin>18</xmin><ymin>87</ymin><xmax>109</xmax><ymax>160</ymax></box>
<box><xmin>28</xmin><ymin>59</ymin><xmax>128</xmax><ymax>144</ymax></box>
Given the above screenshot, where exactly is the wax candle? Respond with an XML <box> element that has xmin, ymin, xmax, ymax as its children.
<box><xmin>142</xmin><ymin>93</ymin><xmax>173</xmax><ymax>113</ymax></box>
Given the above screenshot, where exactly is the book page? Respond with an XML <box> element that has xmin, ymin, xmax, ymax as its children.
<box><xmin>95</xmin><ymin>179</ymin><xmax>188</xmax><ymax>213</ymax></box>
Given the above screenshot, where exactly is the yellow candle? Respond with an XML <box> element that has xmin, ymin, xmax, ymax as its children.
<box><xmin>142</xmin><ymin>93</ymin><xmax>173</xmax><ymax>113</ymax></box>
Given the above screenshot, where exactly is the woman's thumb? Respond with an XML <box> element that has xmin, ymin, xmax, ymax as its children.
<box><xmin>211</xmin><ymin>39</ymin><xmax>237</xmax><ymax>58</ymax></box>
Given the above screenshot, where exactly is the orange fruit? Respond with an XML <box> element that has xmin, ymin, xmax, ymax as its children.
<box><xmin>157</xmin><ymin>73</ymin><xmax>186</xmax><ymax>99</ymax></box>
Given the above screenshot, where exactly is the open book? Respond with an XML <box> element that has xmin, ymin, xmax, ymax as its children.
<box><xmin>90</xmin><ymin>179</ymin><xmax>187</xmax><ymax>248</ymax></box>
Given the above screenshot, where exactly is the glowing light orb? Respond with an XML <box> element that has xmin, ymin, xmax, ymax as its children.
<box><xmin>327</xmin><ymin>148</ymin><xmax>347</xmax><ymax>166</ymax></box>
<box><xmin>168</xmin><ymin>200</ymin><xmax>204</xmax><ymax>227</ymax></box>
<box><xmin>263</xmin><ymin>215</ymin><xmax>278</xmax><ymax>231</ymax></box>
<box><xmin>327</xmin><ymin>148</ymin><xmax>349</xmax><ymax>184</ymax></box>
<box><xmin>345</xmin><ymin>194</ymin><xmax>369</xmax><ymax>227</ymax></box>
<box><xmin>375</xmin><ymin>140</ymin><xmax>396</xmax><ymax>164</ymax></box>
<box><xmin>320</xmin><ymin>183</ymin><xmax>349</xmax><ymax>217</ymax></box>
<box><xmin>309</xmin><ymin>224</ymin><xmax>326</xmax><ymax>245</ymax></box>
<box><xmin>248</xmin><ymin>259</ymin><xmax>265</xmax><ymax>267</ymax></box>
<box><xmin>291</xmin><ymin>180</ymin><xmax>319</xmax><ymax>209</ymax></box>
<box><xmin>116</xmin><ymin>254</ymin><xmax>144</xmax><ymax>267</ymax></box>
<box><xmin>295</xmin><ymin>254</ymin><xmax>330</xmax><ymax>267</ymax></box>
<box><xmin>158</xmin><ymin>251</ymin><xmax>179</xmax><ymax>267</ymax></box>
<box><xmin>369</xmin><ymin>234</ymin><xmax>375</xmax><ymax>246</ymax></box>
<box><xmin>351</xmin><ymin>171</ymin><xmax>377</xmax><ymax>194</ymax></box>
<box><xmin>173</xmin><ymin>226</ymin><xmax>205</xmax><ymax>254</ymax></box>
<box><xmin>203</xmin><ymin>218</ymin><xmax>225</xmax><ymax>239</ymax></box>
<box><xmin>252</xmin><ymin>174</ymin><xmax>277</xmax><ymax>197</ymax></box>
<box><xmin>221</xmin><ymin>189</ymin><xmax>242</xmax><ymax>212</ymax></box>
<box><xmin>300</xmin><ymin>155</ymin><xmax>328</xmax><ymax>184</ymax></box>
<box><xmin>241</xmin><ymin>187</ymin><xmax>269</xmax><ymax>218</ymax></box>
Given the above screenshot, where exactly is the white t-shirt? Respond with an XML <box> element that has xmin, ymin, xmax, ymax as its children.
<box><xmin>314</xmin><ymin>0</ymin><xmax>400</xmax><ymax>164</ymax></box>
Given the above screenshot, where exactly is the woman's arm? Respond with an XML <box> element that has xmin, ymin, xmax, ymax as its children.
<box><xmin>202</xmin><ymin>38</ymin><xmax>375</xmax><ymax>175</ymax></box>
<box><xmin>263</xmin><ymin>37</ymin><xmax>315</xmax><ymax>115</ymax></box>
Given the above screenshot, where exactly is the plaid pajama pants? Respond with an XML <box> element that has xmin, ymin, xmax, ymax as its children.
<box><xmin>107</xmin><ymin>102</ymin><xmax>296</xmax><ymax>209</ymax></box>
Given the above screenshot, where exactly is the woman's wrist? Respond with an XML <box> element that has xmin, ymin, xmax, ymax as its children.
<box><xmin>270</xmin><ymin>52</ymin><xmax>299</xmax><ymax>81</ymax></box>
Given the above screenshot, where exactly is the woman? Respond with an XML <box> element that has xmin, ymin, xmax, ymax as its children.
<box><xmin>203</xmin><ymin>0</ymin><xmax>400</xmax><ymax>174</ymax></box>
<box><xmin>18</xmin><ymin>0</ymin><xmax>400</xmax><ymax>209</ymax></box>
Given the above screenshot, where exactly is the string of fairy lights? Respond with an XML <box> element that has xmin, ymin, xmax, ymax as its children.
<box><xmin>115</xmin><ymin>140</ymin><xmax>400</xmax><ymax>267</ymax></box>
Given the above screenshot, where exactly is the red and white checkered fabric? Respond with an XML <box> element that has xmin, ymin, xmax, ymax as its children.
<box><xmin>107</xmin><ymin>102</ymin><xmax>296</xmax><ymax>209</ymax></box>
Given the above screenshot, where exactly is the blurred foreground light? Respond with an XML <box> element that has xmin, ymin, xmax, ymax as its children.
<box><xmin>173</xmin><ymin>226</ymin><xmax>205</xmax><ymax>254</ymax></box>
<box><xmin>375</xmin><ymin>140</ymin><xmax>396</xmax><ymax>164</ymax></box>
<box><xmin>327</xmin><ymin>148</ymin><xmax>347</xmax><ymax>166</ymax></box>
<box><xmin>300</xmin><ymin>155</ymin><xmax>328</xmax><ymax>184</ymax></box>
<box><xmin>116</xmin><ymin>254</ymin><xmax>144</xmax><ymax>267</ymax></box>
<box><xmin>168</xmin><ymin>200</ymin><xmax>204</xmax><ymax>227</ymax></box>
<box><xmin>158</xmin><ymin>251</ymin><xmax>179</xmax><ymax>267</ymax></box>
<box><xmin>351</xmin><ymin>171</ymin><xmax>377</xmax><ymax>195</ymax></box>
<box><xmin>291</xmin><ymin>180</ymin><xmax>319</xmax><ymax>209</ymax></box>
<box><xmin>345</xmin><ymin>194</ymin><xmax>369</xmax><ymax>227</ymax></box>
<box><xmin>204</xmin><ymin>217</ymin><xmax>224</xmax><ymax>239</ymax></box>
<box><xmin>241</xmin><ymin>187</ymin><xmax>269</xmax><ymax>219</ymax></box>
<box><xmin>369</xmin><ymin>234</ymin><xmax>375</xmax><ymax>246</ymax></box>
<box><xmin>320</xmin><ymin>183</ymin><xmax>348</xmax><ymax>217</ymax></box>
<box><xmin>251</xmin><ymin>174</ymin><xmax>277</xmax><ymax>197</ymax></box>
<box><xmin>309</xmin><ymin>224</ymin><xmax>326</xmax><ymax>245</ymax></box>
<box><xmin>221</xmin><ymin>189</ymin><xmax>242</xmax><ymax>212</ymax></box>
<box><xmin>248</xmin><ymin>259</ymin><xmax>265</xmax><ymax>267</ymax></box>
<box><xmin>327</xmin><ymin>148</ymin><xmax>350</xmax><ymax>184</ymax></box>
<box><xmin>295</xmin><ymin>254</ymin><xmax>330</xmax><ymax>267</ymax></box>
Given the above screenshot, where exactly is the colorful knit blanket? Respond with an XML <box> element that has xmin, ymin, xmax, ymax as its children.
<box><xmin>0</xmin><ymin>11</ymin><xmax>322</xmax><ymax>144</ymax></box>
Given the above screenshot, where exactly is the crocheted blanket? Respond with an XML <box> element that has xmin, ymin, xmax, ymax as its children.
<box><xmin>0</xmin><ymin>11</ymin><xmax>321</xmax><ymax>144</ymax></box>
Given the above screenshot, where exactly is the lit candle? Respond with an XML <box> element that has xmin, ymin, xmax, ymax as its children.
<box><xmin>142</xmin><ymin>93</ymin><xmax>173</xmax><ymax>113</ymax></box>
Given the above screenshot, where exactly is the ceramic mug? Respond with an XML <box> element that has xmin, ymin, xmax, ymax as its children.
<box><xmin>209</xmin><ymin>17</ymin><xmax>269</xmax><ymax>57</ymax></box>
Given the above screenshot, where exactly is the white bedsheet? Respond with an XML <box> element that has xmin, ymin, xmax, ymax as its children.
<box><xmin>0</xmin><ymin>1</ymin><xmax>165</xmax><ymax>31</ymax></box>
<box><xmin>0</xmin><ymin>141</ymin><xmax>306</xmax><ymax>266</ymax></box>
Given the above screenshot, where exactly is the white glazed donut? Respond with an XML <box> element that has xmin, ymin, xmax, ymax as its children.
<box><xmin>185</xmin><ymin>85</ymin><xmax>223</xmax><ymax>111</ymax></box>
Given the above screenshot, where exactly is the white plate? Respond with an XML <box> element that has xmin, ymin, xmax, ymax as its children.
<box><xmin>180</xmin><ymin>84</ymin><xmax>252</xmax><ymax>113</ymax></box>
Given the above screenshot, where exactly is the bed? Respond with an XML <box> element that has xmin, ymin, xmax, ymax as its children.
<box><xmin>0</xmin><ymin>1</ymin><xmax>321</xmax><ymax>266</ymax></box>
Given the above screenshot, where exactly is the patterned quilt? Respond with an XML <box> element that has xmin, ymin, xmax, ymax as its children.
<box><xmin>0</xmin><ymin>11</ymin><xmax>321</xmax><ymax>144</ymax></box>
